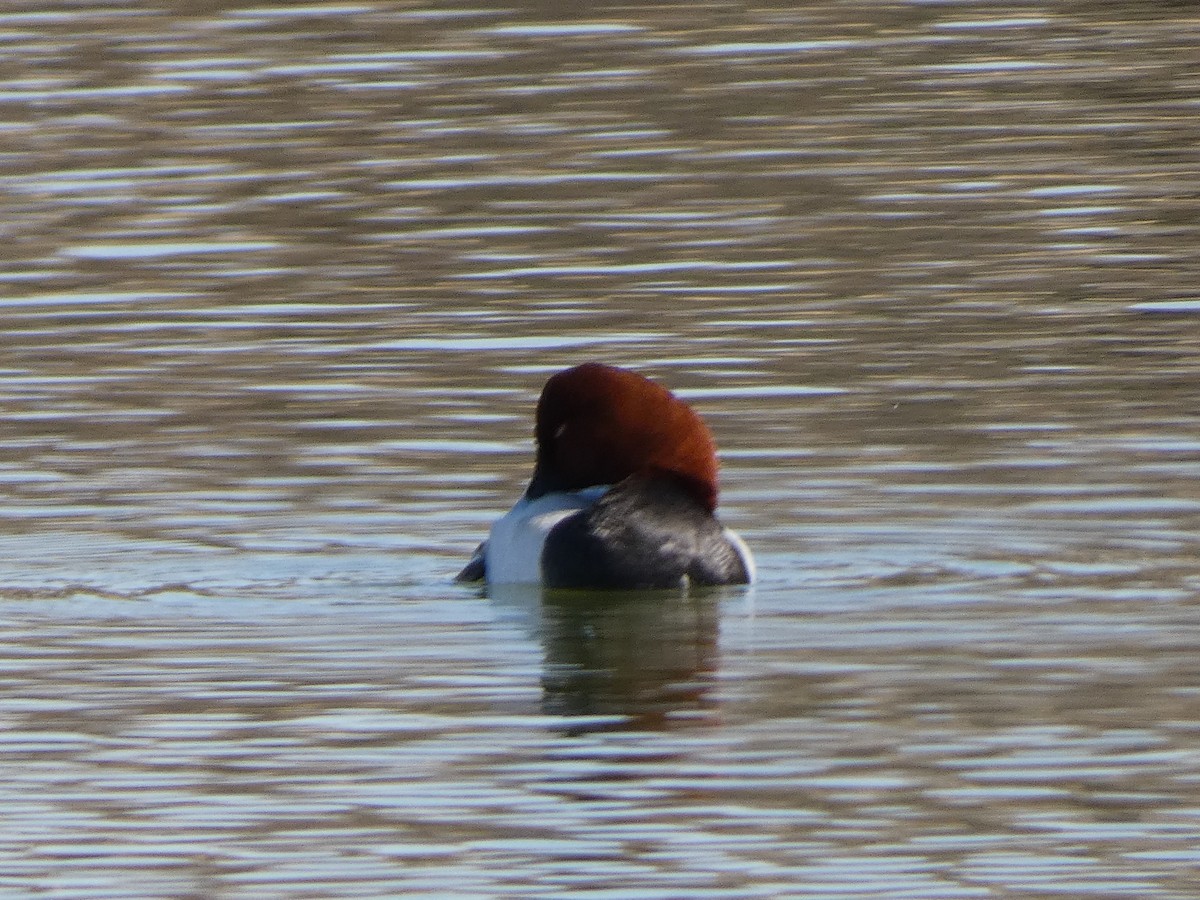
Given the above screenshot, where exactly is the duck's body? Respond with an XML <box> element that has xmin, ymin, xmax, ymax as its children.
<box><xmin>458</xmin><ymin>363</ymin><xmax>754</xmax><ymax>590</ymax></box>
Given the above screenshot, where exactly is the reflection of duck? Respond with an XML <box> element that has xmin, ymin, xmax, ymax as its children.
<box><xmin>458</xmin><ymin>364</ymin><xmax>754</xmax><ymax>589</ymax></box>
<box><xmin>492</xmin><ymin>585</ymin><xmax>721</xmax><ymax>731</ymax></box>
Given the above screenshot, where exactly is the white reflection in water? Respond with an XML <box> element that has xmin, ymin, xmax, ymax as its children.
<box><xmin>63</xmin><ymin>241</ymin><xmax>282</xmax><ymax>259</ymax></box>
<box><xmin>684</xmin><ymin>40</ymin><xmax>866</xmax><ymax>54</ymax></box>
<box><xmin>483</xmin><ymin>24</ymin><xmax>646</xmax><ymax>36</ymax></box>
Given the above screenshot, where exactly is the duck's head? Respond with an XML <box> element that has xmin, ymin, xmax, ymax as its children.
<box><xmin>525</xmin><ymin>363</ymin><xmax>721</xmax><ymax>512</ymax></box>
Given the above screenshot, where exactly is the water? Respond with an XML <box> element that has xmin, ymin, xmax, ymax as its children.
<box><xmin>2</xmin><ymin>0</ymin><xmax>1199</xmax><ymax>896</ymax></box>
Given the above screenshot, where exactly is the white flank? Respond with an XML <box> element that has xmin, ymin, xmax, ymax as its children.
<box><xmin>724</xmin><ymin>528</ymin><xmax>757</xmax><ymax>584</ymax></box>
<box><xmin>484</xmin><ymin>487</ymin><xmax>608</xmax><ymax>584</ymax></box>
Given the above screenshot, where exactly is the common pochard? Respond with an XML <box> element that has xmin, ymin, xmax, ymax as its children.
<box><xmin>457</xmin><ymin>363</ymin><xmax>754</xmax><ymax>589</ymax></box>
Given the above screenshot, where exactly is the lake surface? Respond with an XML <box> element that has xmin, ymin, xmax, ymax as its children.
<box><xmin>2</xmin><ymin>0</ymin><xmax>1199</xmax><ymax>896</ymax></box>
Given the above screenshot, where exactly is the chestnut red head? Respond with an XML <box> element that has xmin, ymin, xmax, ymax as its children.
<box><xmin>526</xmin><ymin>363</ymin><xmax>720</xmax><ymax>511</ymax></box>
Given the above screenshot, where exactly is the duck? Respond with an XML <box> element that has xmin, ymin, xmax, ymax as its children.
<box><xmin>457</xmin><ymin>363</ymin><xmax>754</xmax><ymax>589</ymax></box>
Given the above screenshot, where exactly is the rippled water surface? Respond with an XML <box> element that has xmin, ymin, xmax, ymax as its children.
<box><xmin>2</xmin><ymin>1</ymin><xmax>1199</xmax><ymax>897</ymax></box>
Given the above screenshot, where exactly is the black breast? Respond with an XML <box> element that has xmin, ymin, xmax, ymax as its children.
<box><xmin>541</xmin><ymin>473</ymin><xmax>750</xmax><ymax>590</ymax></box>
